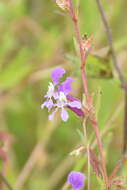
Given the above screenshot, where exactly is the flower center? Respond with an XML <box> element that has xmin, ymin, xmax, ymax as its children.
<box><xmin>56</xmin><ymin>92</ymin><xmax>68</xmax><ymax>108</ymax></box>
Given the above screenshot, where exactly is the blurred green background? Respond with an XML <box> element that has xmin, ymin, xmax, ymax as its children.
<box><xmin>0</xmin><ymin>0</ymin><xmax>127</xmax><ymax>189</ymax></box>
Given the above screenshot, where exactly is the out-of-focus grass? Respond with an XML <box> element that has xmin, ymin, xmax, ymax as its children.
<box><xmin>0</xmin><ymin>0</ymin><xmax>127</xmax><ymax>190</ymax></box>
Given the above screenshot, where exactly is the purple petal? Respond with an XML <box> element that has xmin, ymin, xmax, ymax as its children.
<box><xmin>49</xmin><ymin>108</ymin><xmax>58</xmax><ymax>120</ymax></box>
<box><xmin>66</xmin><ymin>94</ymin><xmax>84</xmax><ymax>118</ymax></box>
<box><xmin>66</xmin><ymin>94</ymin><xmax>81</xmax><ymax>102</ymax></box>
<box><xmin>41</xmin><ymin>99</ymin><xmax>54</xmax><ymax>112</ymax></box>
<box><xmin>51</xmin><ymin>67</ymin><xmax>65</xmax><ymax>86</ymax></box>
<box><xmin>67</xmin><ymin>106</ymin><xmax>85</xmax><ymax>118</ymax></box>
<box><xmin>61</xmin><ymin>107</ymin><xmax>69</xmax><ymax>122</ymax></box>
<box><xmin>41</xmin><ymin>101</ymin><xmax>47</xmax><ymax>110</ymax></box>
<box><xmin>68</xmin><ymin>171</ymin><xmax>85</xmax><ymax>190</ymax></box>
<box><xmin>47</xmin><ymin>99</ymin><xmax>54</xmax><ymax>112</ymax></box>
<box><xmin>68</xmin><ymin>101</ymin><xmax>82</xmax><ymax>109</ymax></box>
<box><xmin>58</xmin><ymin>77</ymin><xmax>75</xmax><ymax>95</ymax></box>
<box><xmin>53</xmin><ymin>91</ymin><xmax>59</xmax><ymax>100</ymax></box>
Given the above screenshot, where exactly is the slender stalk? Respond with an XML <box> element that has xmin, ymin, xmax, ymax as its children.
<box><xmin>68</xmin><ymin>1</ymin><xmax>109</xmax><ymax>189</ymax></box>
<box><xmin>83</xmin><ymin>120</ymin><xmax>90</xmax><ymax>190</ymax></box>
<box><xmin>95</xmin><ymin>0</ymin><xmax>127</xmax><ymax>154</ymax></box>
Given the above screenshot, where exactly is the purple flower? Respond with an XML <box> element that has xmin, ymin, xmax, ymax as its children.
<box><xmin>58</xmin><ymin>77</ymin><xmax>75</xmax><ymax>95</ymax></box>
<box><xmin>41</xmin><ymin>67</ymin><xmax>83</xmax><ymax>122</ymax></box>
<box><xmin>51</xmin><ymin>67</ymin><xmax>65</xmax><ymax>86</ymax></box>
<box><xmin>68</xmin><ymin>171</ymin><xmax>85</xmax><ymax>190</ymax></box>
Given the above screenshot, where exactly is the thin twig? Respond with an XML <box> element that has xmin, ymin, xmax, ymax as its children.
<box><xmin>83</xmin><ymin>120</ymin><xmax>90</xmax><ymax>190</ymax></box>
<box><xmin>0</xmin><ymin>173</ymin><xmax>13</xmax><ymax>190</ymax></box>
<box><xmin>95</xmin><ymin>0</ymin><xmax>127</xmax><ymax>155</ymax></box>
<box><xmin>95</xmin><ymin>0</ymin><xmax>127</xmax><ymax>90</ymax></box>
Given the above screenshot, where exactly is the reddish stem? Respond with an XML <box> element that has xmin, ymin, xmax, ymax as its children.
<box><xmin>0</xmin><ymin>150</ymin><xmax>7</xmax><ymax>190</ymax></box>
<box><xmin>68</xmin><ymin>0</ymin><xmax>109</xmax><ymax>189</ymax></box>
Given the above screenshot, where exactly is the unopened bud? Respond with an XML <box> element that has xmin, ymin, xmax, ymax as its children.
<box><xmin>70</xmin><ymin>145</ymin><xmax>86</xmax><ymax>157</ymax></box>
<box><xmin>82</xmin><ymin>34</ymin><xmax>94</xmax><ymax>52</ymax></box>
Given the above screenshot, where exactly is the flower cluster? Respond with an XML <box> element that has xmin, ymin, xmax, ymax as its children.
<box><xmin>68</xmin><ymin>171</ymin><xmax>85</xmax><ymax>190</ymax></box>
<box><xmin>41</xmin><ymin>67</ymin><xmax>82</xmax><ymax>122</ymax></box>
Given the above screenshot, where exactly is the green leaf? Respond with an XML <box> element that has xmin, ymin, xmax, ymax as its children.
<box><xmin>86</xmin><ymin>55</ymin><xmax>113</xmax><ymax>79</ymax></box>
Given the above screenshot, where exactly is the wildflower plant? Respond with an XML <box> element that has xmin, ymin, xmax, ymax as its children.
<box><xmin>41</xmin><ymin>0</ymin><xmax>127</xmax><ymax>190</ymax></box>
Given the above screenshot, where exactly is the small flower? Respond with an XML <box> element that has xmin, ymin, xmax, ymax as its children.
<box><xmin>41</xmin><ymin>67</ymin><xmax>83</xmax><ymax>122</ymax></box>
<box><xmin>68</xmin><ymin>171</ymin><xmax>85</xmax><ymax>190</ymax></box>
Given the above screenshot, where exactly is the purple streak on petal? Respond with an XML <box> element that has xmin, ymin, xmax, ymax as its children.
<box><xmin>68</xmin><ymin>171</ymin><xmax>85</xmax><ymax>190</ymax></box>
<box><xmin>68</xmin><ymin>101</ymin><xmax>82</xmax><ymax>109</ymax></box>
<box><xmin>49</xmin><ymin>108</ymin><xmax>58</xmax><ymax>120</ymax></box>
<box><xmin>58</xmin><ymin>77</ymin><xmax>75</xmax><ymax>95</ymax></box>
<box><xmin>51</xmin><ymin>67</ymin><xmax>65</xmax><ymax>85</ymax></box>
<box><xmin>61</xmin><ymin>107</ymin><xmax>69</xmax><ymax>122</ymax></box>
<box><xmin>66</xmin><ymin>94</ymin><xmax>81</xmax><ymax>102</ymax></box>
<box><xmin>66</xmin><ymin>94</ymin><xmax>84</xmax><ymax>118</ymax></box>
<box><xmin>67</xmin><ymin>106</ymin><xmax>85</xmax><ymax>118</ymax></box>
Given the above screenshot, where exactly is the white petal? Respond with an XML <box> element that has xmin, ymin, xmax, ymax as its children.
<box><xmin>61</xmin><ymin>108</ymin><xmax>69</xmax><ymax>122</ymax></box>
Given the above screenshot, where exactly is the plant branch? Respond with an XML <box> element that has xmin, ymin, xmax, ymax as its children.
<box><xmin>95</xmin><ymin>0</ymin><xmax>127</xmax><ymax>90</ymax></box>
<box><xmin>68</xmin><ymin>1</ymin><xmax>109</xmax><ymax>189</ymax></box>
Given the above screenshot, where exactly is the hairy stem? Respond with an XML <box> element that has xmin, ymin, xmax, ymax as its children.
<box><xmin>68</xmin><ymin>0</ymin><xmax>109</xmax><ymax>189</ymax></box>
